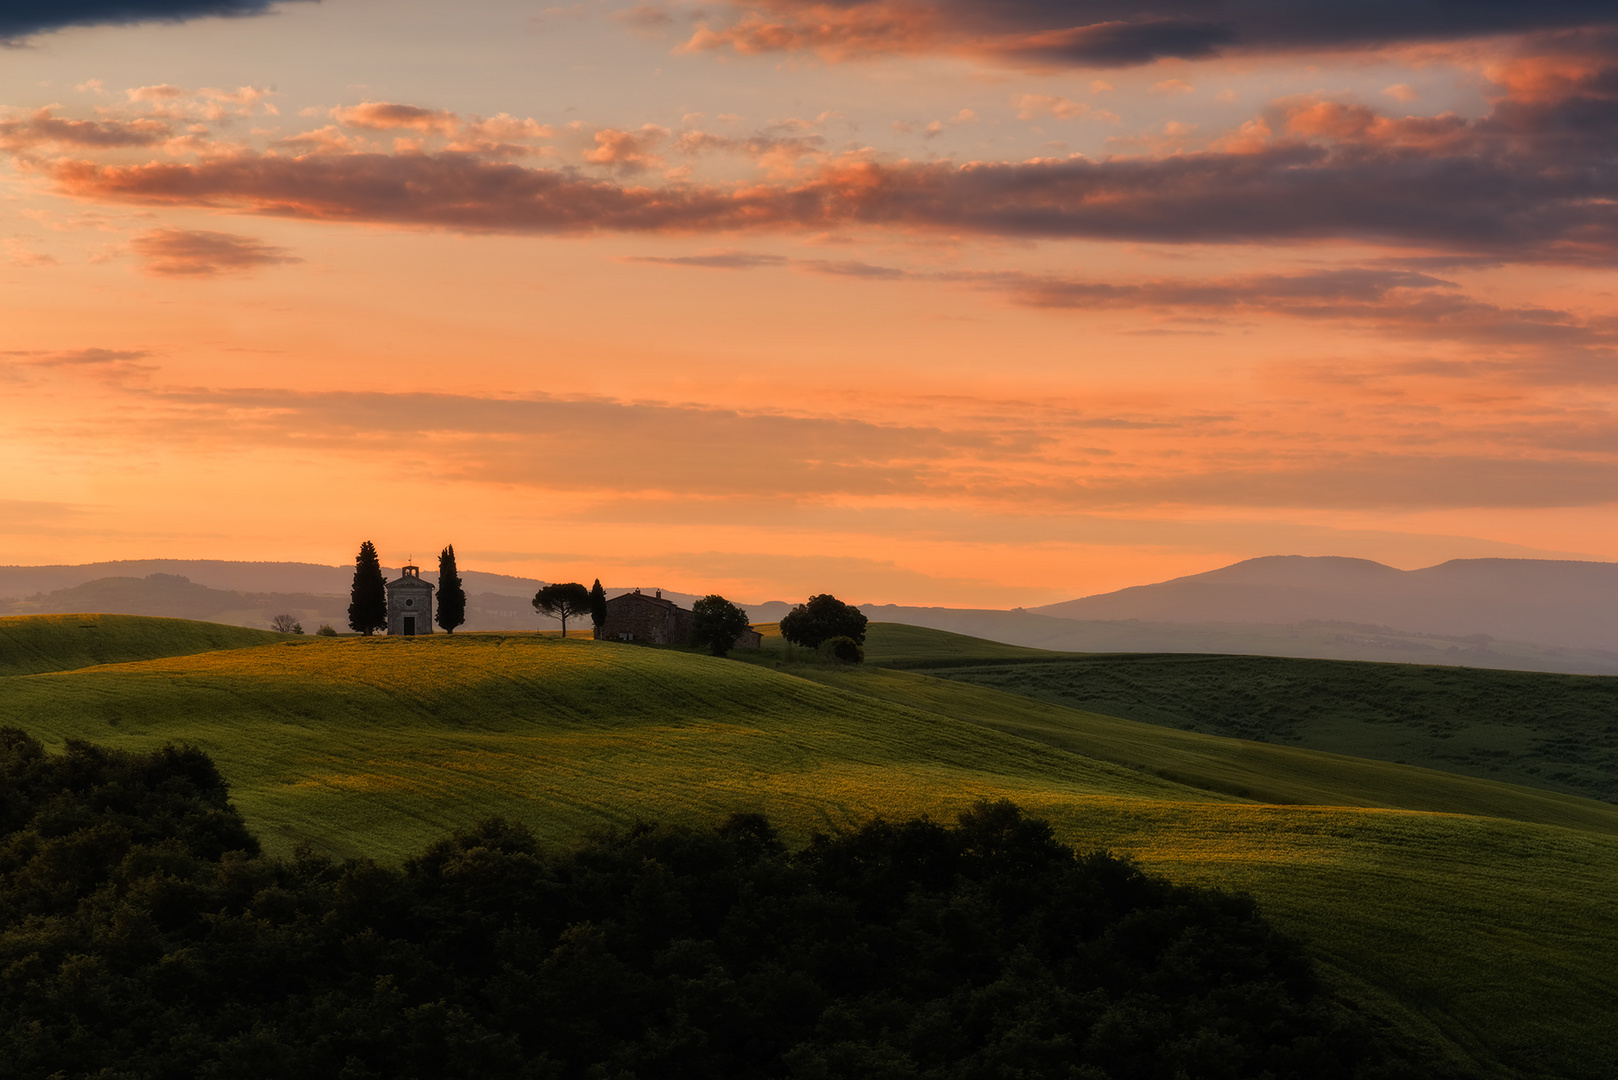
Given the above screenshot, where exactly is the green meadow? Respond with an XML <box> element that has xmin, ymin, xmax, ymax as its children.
<box><xmin>2</xmin><ymin>616</ymin><xmax>1616</xmax><ymax>1079</ymax></box>
<box><xmin>0</xmin><ymin>612</ymin><xmax>280</xmax><ymax>676</ymax></box>
<box><xmin>754</xmin><ymin>621</ymin><xmax>1618</xmax><ymax>806</ymax></box>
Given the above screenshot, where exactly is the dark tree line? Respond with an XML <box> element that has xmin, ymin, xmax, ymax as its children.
<box><xmin>0</xmin><ymin>730</ymin><xmax>1439</xmax><ymax>1080</ymax></box>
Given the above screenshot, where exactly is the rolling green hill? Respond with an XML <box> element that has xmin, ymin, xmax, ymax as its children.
<box><xmin>2</xmin><ymin>620</ymin><xmax>1616</xmax><ymax>1079</ymax></box>
<box><xmin>0</xmin><ymin>612</ymin><xmax>281</xmax><ymax>675</ymax></box>
<box><xmin>754</xmin><ymin>624</ymin><xmax>1618</xmax><ymax>806</ymax></box>
<box><xmin>917</xmin><ymin>653</ymin><xmax>1618</xmax><ymax>805</ymax></box>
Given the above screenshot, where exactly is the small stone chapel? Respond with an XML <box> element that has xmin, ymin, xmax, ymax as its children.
<box><xmin>385</xmin><ymin>563</ymin><xmax>435</xmax><ymax>636</ymax></box>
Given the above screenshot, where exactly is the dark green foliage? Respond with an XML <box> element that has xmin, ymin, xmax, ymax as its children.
<box><xmin>691</xmin><ymin>594</ymin><xmax>751</xmax><ymax>657</ymax></box>
<box><xmin>0</xmin><ymin>731</ymin><xmax>1426</xmax><ymax>1080</ymax></box>
<box><xmin>347</xmin><ymin>541</ymin><xmax>388</xmax><ymax>636</ymax></box>
<box><xmin>533</xmin><ymin>582</ymin><xmax>592</xmax><ymax>638</ymax></box>
<box><xmin>436</xmin><ymin>545</ymin><xmax>467</xmax><ymax>634</ymax></box>
<box><xmin>781</xmin><ymin>593</ymin><xmax>869</xmax><ymax>649</ymax></box>
<box><xmin>820</xmin><ymin>635</ymin><xmax>865</xmax><ymax>663</ymax></box>
<box><xmin>589</xmin><ymin>579</ymin><xmax>608</xmax><ymax>638</ymax></box>
<box><xmin>316</xmin><ymin>623</ymin><xmax>338</xmax><ymax>637</ymax></box>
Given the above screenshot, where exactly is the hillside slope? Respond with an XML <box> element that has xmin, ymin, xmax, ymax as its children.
<box><xmin>0</xmin><ymin>613</ymin><xmax>280</xmax><ymax>675</ymax></box>
<box><xmin>4</xmin><ymin>632</ymin><xmax>1618</xmax><ymax>1076</ymax></box>
<box><xmin>922</xmin><ymin>653</ymin><xmax>1618</xmax><ymax>805</ymax></box>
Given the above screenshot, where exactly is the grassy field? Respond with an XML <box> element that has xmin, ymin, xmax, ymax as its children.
<box><xmin>3</xmin><ymin>621</ymin><xmax>1616</xmax><ymax>1078</ymax></box>
<box><xmin>751</xmin><ymin>623</ymin><xmax>1618</xmax><ymax>805</ymax></box>
<box><xmin>0</xmin><ymin>612</ymin><xmax>282</xmax><ymax>675</ymax></box>
<box><xmin>919</xmin><ymin>653</ymin><xmax>1618</xmax><ymax>804</ymax></box>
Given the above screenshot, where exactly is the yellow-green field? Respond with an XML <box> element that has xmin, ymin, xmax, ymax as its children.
<box><xmin>3</xmin><ymin>619</ymin><xmax>1616</xmax><ymax>1079</ymax></box>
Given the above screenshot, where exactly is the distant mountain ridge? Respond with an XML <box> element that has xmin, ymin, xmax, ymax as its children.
<box><xmin>7</xmin><ymin>554</ymin><xmax>1618</xmax><ymax>674</ymax></box>
<box><xmin>1030</xmin><ymin>556</ymin><xmax>1618</xmax><ymax>653</ymax></box>
<box><xmin>0</xmin><ymin>559</ymin><xmax>550</xmax><ymax>600</ymax></box>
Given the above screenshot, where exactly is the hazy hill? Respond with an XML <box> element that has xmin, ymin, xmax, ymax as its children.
<box><xmin>0</xmin><ymin>559</ymin><xmax>551</xmax><ymax>600</ymax></box>
<box><xmin>1033</xmin><ymin>556</ymin><xmax>1618</xmax><ymax>651</ymax></box>
<box><xmin>0</xmin><ymin>560</ymin><xmax>793</xmax><ymax>632</ymax></box>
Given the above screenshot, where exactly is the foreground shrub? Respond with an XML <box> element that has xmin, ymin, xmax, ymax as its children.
<box><xmin>820</xmin><ymin>634</ymin><xmax>865</xmax><ymax>663</ymax></box>
<box><xmin>0</xmin><ymin>729</ymin><xmax>1431</xmax><ymax>1079</ymax></box>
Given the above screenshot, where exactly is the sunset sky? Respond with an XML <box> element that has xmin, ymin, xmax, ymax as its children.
<box><xmin>3</xmin><ymin>1</ymin><xmax>1617</xmax><ymax>606</ymax></box>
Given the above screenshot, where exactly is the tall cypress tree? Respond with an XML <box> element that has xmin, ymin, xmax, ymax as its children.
<box><xmin>436</xmin><ymin>544</ymin><xmax>467</xmax><ymax>634</ymax></box>
<box><xmin>347</xmin><ymin>540</ymin><xmax>388</xmax><ymax>636</ymax></box>
<box><xmin>589</xmin><ymin>579</ymin><xmax>608</xmax><ymax>639</ymax></box>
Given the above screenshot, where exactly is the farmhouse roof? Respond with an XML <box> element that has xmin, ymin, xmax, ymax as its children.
<box><xmin>607</xmin><ymin>589</ymin><xmax>678</xmax><ymax>609</ymax></box>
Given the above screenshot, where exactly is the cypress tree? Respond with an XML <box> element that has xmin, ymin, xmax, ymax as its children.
<box><xmin>347</xmin><ymin>540</ymin><xmax>388</xmax><ymax>636</ymax></box>
<box><xmin>436</xmin><ymin>544</ymin><xmax>467</xmax><ymax>634</ymax></box>
<box><xmin>589</xmin><ymin>578</ymin><xmax>608</xmax><ymax>639</ymax></box>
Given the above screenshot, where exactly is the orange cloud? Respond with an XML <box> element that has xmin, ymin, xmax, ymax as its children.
<box><xmin>130</xmin><ymin>227</ymin><xmax>301</xmax><ymax>276</ymax></box>
<box><xmin>35</xmin><ymin>132</ymin><xmax>1616</xmax><ymax>264</ymax></box>
<box><xmin>1011</xmin><ymin>94</ymin><xmax>1104</xmax><ymax>121</ymax></box>
<box><xmin>331</xmin><ymin>101</ymin><xmax>459</xmax><ymax>135</ymax></box>
<box><xmin>583</xmin><ymin>125</ymin><xmax>670</xmax><ymax>173</ymax></box>
<box><xmin>0</xmin><ymin>108</ymin><xmax>170</xmax><ymax>151</ymax></box>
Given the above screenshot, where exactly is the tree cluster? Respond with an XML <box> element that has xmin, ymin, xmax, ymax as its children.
<box><xmin>780</xmin><ymin>594</ymin><xmax>868</xmax><ymax>654</ymax></box>
<box><xmin>691</xmin><ymin>594</ymin><xmax>751</xmax><ymax>656</ymax></box>
<box><xmin>0</xmin><ymin>730</ymin><xmax>1431</xmax><ymax>1080</ymax></box>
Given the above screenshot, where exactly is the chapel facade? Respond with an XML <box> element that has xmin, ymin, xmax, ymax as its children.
<box><xmin>385</xmin><ymin>563</ymin><xmax>435</xmax><ymax>636</ymax></box>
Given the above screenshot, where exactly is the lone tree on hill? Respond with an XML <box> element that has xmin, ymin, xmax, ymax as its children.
<box><xmin>270</xmin><ymin>614</ymin><xmax>303</xmax><ymax>634</ymax></box>
<box><xmin>347</xmin><ymin>541</ymin><xmax>388</xmax><ymax>636</ymax></box>
<box><xmin>779</xmin><ymin>593</ymin><xmax>868</xmax><ymax>649</ymax></box>
<box><xmin>692</xmin><ymin>595</ymin><xmax>752</xmax><ymax>657</ymax></box>
<box><xmin>534</xmin><ymin>582</ymin><xmax>592</xmax><ymax>638</ymax></box>
<box><xmin>589</xmin><ymin>579</ymin><xmax>608</xmax><ymax>639</ymax></box>
<box><xmin>436</xmin><ymin>544</ymin><xmax>466</xmax><ymax>633</ymax></box>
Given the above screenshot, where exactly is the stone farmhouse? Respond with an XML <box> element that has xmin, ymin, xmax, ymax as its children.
<box><xmin>385</xmin><ymin>563</ymin><xmax>434</xmax><ymax>636</ymax></box>
<box><xmin>600</xmin><ymin>589</ymin><xmax>762</xmax><ymax>650</ymax></box>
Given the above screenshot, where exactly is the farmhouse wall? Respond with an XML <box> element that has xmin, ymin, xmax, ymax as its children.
<box><xmin>600</xmin><ymin>590</ymin><xmax>762</xmax><ymax>650</ymax></box>
<box><xmin>600</xmin><ymin>590</ymin><xmax>693</xmax><ymax>645</ymax></box>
